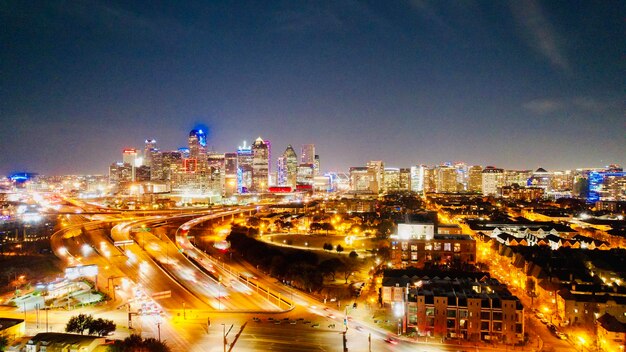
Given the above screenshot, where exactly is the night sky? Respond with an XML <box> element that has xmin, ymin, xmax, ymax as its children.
<box><xmin>1</xmin><ymin>1</ymin><xmax>624</xmax><ymax>176</ymax></box>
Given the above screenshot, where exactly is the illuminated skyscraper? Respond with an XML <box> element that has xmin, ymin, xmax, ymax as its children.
<box><xmin>188</xmin><ymin>129</ymin><xmax>207</xmax><ymax>159</ymax></box>
<box><xmin>410</xmin><ymin>165</ymin><xmax>426</xmax><ymax>193</ymax></box>
<box><xmin>251</xmin><ymin>137</ymin><xmax>269</xmax><ymax>192</ymax></box>
<box><xmin>277</xmin><ymin>145</ymin><xmax>297</xmax><ymax>188</ymax></box>
<box><xmin>144</xmin><ymin>139</ymin><xmax>157</xmax><ymax>168</ymax></box>
<box><xmin>436</xmin><ymin>165</ymin><xmax>458</xmax><ymax>193</ymax></box>
<box><xmin>384</xmin><ymin>168</ymin><xmax>400</xmax><ymax>192</ymax></box>
<box><xmin>122</xmin><ymin>148</ymin><xmax>138</xmax><ymax>181</ymax></box>
<box><xmin>237</xmin><ymin>141</ymin><xmax>253</xmax><ymax>193</ymax></box>
<box><xmin>301</xmin><ymin>144</ymin><xmax>315</xmax><ymax>164</ymax></box>
<box><xmin>367</xmin><ymin>160</ymin><xmax>384</xmax><ymax>194</ymax></box>
<box><xmin>467</xmin><ymin>165</ymin><xmax>483</xmax><ymax>193</ymax></box>
<box><xmin>224</xmin><ymin>152</ymin><xmax>238</xmax><ymax>196</ymax></box>
<box><xmin>482</xmin><ymin>166</ymin><xmax>504</xmax><ymax>196</ymax></box>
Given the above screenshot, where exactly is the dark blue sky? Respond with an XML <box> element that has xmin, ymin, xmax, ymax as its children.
<box><xmin>1</xmin><ymin>0</ymin><xmax>624</xmax><ymax>175</ymax></box>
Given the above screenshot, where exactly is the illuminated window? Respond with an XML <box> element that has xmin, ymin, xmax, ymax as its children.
<box><xmin>444</xmin><ymin>243</ymin><xmax>452</xmax><ymax>252</ymax></box>
<box><xmin>454</xmin><ymin>243</ymin><xmax>461</xmax><ymax>252</ymax></box>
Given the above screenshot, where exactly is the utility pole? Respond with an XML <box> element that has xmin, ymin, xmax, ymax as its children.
<box><xmin>156</xmin><ymin>322</ymin><xmax>161</xmax><ymax>341</ymax></box>
<box><xmin>222</xmin><ymin>324</ymin><xmax>226</xmax><ymax>352</ymax></box>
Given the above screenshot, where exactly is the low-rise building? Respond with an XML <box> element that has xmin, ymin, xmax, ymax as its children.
<box><xmin>25</xmin><ymin>333</ymin><xmax>105</xmax><ymax>352</ymax></box>
<box><xmin>0</xmin><ymin>318</ymin><xmax>25</xmax><ymax>342</ymax></box>
<box><xmin>381</xmin><ymin>270</ymin><xmax>524</xmax><ymax>344</ymax></box>
<box><xmin>597</xmin><ymin>313</ymin><xmax>626</xmax><ymax>352</ymax></box>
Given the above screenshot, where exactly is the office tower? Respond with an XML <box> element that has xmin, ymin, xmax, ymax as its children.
<box><xmin>467</xmin><ymin>165</ymin><xmax>483</xmax><ymax>192</ymax></box>
<box><xmin>504</xmin><ymin>170</ymin><xmax>533</xmax><ymax>187</ymax></box>
<box><xmin>349</xmin><ymin>167</ymin><xmax>376</xmax><ymax>193</ymax></box>
<box><xmin>301</xmin><ymin>144</ymin><xmax>315</xmax><ymax>164</ymax></box>
<box><xmin>188</xmin><ymin>129</ymin><xmax>207</xmax><ymax>159</ymax></box>
<box><xmin>207</xmin><ymin>153</ymin><xmax>225</xmax><ymax>198</ymax></box>
<box><xmin>237</xmin><ymin>141</ymin><xmax>253</xmax><ymax>193</ymax></box>
<box><xmin>277</xmin><ymin>145</ymin><xmax>298</xmax><ymax>188</ymax></box>
<box><xmin>297</xmin><ymin>163</ymin><xmax>315</xmax><ymax>186</ymax></box>
<box><xmin>314</xmin><ymin>155</ymin><xmax>320</xmax><ymax>175</ymax></box>
<box><xmin>527</xmin><ymin>168</ymin><xmax>552</xmax><ymax>192</ymax></box>
<box><xmin>223</xmin><ymin>152</ymin><xmax>238</xmax><ymax>197</ymax></box>
<box><xmin>482</xmin><ymin>166</ymin><xmax>505</xmax><ymax>196</ymax></box>
<box><xmin>251</xmin><ymin>137</ymin><xmax>269</xmax><ymax>192</ymax></box>
<box><xmin>384</xmin><ymin>168</ymin><xmax>400</xmax><ymax>192</ymax></box>
<box><xmin>144</xmin><ymin>139</ymin><xmax>157</xmax><ymax>168</ymax></box>
<box><xmin>423</xmin><ymin>167</ymin><xmax>436</xmax><ymax>193</ymax></box>
<box><xmin>399</xmin><ymin>168</ymin><xmax>411</xmax><ymax>191</ymax></box>
<box><xmin>264</xmin><ymin>139</ymin><xmax>272</xmax><ymax>174</ymax></box>
<box><xmin>436</xmin><ymin>165</ymin><xmax>458</xmax><ymax>193</ymax></box>
<box><xmin>588</xmin><ymin>170</ymin><xmax>626</xmax><ymax>203</ymax></box>
<box><xmin>122</xmin><ymin>148</ymin><xmax>138</xmax><ymax>181</ymax></box>
<box><xmin>108</xmin><ymin>162</ymin><xmax>133</xmax><ymax>194</ymax></box>
<box><xmin>410</xmin><ymin>165</ymin><xmax>426</xmax><ymax>193</ymax></box>
<box><xmin>454</xmin><ymin>162</ymin><xmax>468</xmax><ymax>191</ymax></box>
<box><xmin>135</xmin><ymin>165</ymin><xmax>151</xmax><ymax>182</ymax></box>
<box><xmin>161</xmin><ymin>151</ymin><xmax>182</xmax><ymax>182</ymax></box>
<box><xmin>367</xmin><ymin>160</ymin><xmax>385</xmax><ymax>194</ymax></box>
<box><xmin>122</xmin><ymin>148</ymin><xmax>137</xmax><ymax>165</ymax></box>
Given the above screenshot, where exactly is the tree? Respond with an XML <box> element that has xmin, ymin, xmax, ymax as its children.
<box><xmin>336</xmin><ymin>244</ymin><xmax>344</xmax><ymax>253</ymax></box>
<box><xmin>323</xmin><ymin>243</ymin><xmax>333</xmax><ymax>251</ymax></box>
<box><xmin>349</xmin><ymin>250</ymin><xmax>358</xmax><ymax>259</ymax></box>
<box><xmin>89</xmin><ymin>318</ymin><xmax>116</xmax><ymax>336</ymax></box>
<box><xmin>108</xmin><ymin>334</ymin><xmax>171</xmax><ymax>352</ymax></box>
<box><xmin>319</xmin><ymin>258</ymin><xmax>342</xmax><ymax>281</ymax></box>
<box><xmin>340</xmin><ymin>259</ymin><xmax>359</xmax><ymax>284</ymax></box>
<box><xmin>66</xmin><ymin>314</ymin><xmax>93</xmax><ymax>335</ymax></box>
<box><xmin>0</xmin><ymin>336</ymin><xmax>8</xmax><ymax>352</ymax></box>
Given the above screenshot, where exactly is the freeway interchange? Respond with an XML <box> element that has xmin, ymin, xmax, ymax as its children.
<box><xmin>44</xmin><ymin>204</ymin><xmax>470</xmax><ymax>352</ymax></box>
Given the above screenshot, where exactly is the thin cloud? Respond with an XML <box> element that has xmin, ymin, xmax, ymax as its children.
<box><xmin>523</xmin><ymin>97</ymin><xmax>620</xmax><ymax>114</ymax></box>
<box><xmin>59</xmin><ymin>0</ymin><xmax>189</xmax><ymax>42</ymax></box>
<box><xmin>509</xmin><ymin>0</ymin><xmax>569</xmax><ymax>71</ymax></box>
<box><xmin>523</xmin><ymin>98</ymin><xmax>564</xmax><ymax>114</ymax></box>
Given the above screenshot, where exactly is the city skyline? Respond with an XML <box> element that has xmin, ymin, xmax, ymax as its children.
<box><xmin>2</xmin><ymin>1</ymin><xmax>624</xmax><ymax>175</ymax></box>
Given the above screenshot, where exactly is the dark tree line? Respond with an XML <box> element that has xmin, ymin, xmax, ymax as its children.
<box><xmin>65</xmin><ymin>314</ymin><xmax>115</xmax><ymax>336</ymax></box>
<box><xmin>227</xmin><ymin>229</ymin><xmax>360</xmax><ymax>290</ymax></box>
<box><xmin>108</xmin><ymin>334</ymin><xmax>170</xmax><ymax>352</ymax></box>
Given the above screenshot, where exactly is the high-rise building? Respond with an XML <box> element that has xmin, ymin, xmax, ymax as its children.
<box><xmin>367</xmin><ymin>160</ymin><xmax>385</xmax><ymax>194</ymax></box>
<box><xmin>223</xmin><ymin>152</ymin><xmax>238</xmax><ymax>197</ymax></box>
<box><xmin>588</xmin><ymin>170</ymin><xmax>626</xmax><ymax>203</ymax></box>
<box><xmin>297</xmin><ymin>163</ymin><xmax>315</xmax><ymax>186</ymax></box>
<box><xmin>143</xmin><ymin>139</ymin><xmax>157</xmax><ymax>168</ymax></box>
<box><xmin>410</xmin><ymin>165</ymin><xmax>427</xmax><ymax>193</ymax></box>
<box><xmin>454</xmin><ymin>162</ymin><xmax>468</xmax><ymax>191</ymax></box>
<box><xmin>467</xmin><ymin>165</ymin><xmax>483</xmax><ymax>193</ymax></box>
<box><xmin>277</xmin><ymin>145</ymin><xmax>298</xmax><ymax>188</ymax></box>
<box><xmin>207</xmin><ymin>153</ymin><xmax>225</xmax><ymax>198</ymax></box>
<box><xmin>301</xmin><ymin>144</ymin><xmax>315</xmax><ymax>164</ymax></box>
<box><xmin>251</xmin><ymin>137</ymin><xmax>269</xmax><ymax>192</ymax></box>
<box><xmin>237</xmin><ymin>141</ymin><xmax>253</xmax><ymax>193</ymax></box>
<box><xmin>109</xmin><ymin>162</ymin><xmax>133</xmax><ymax>187</ymax></box>
<box><xmin>349</xmin><ymin>167</ymin><xmax>376</xmax><ymax>193</ymax></box>
<box><xmin>504</xmin><ymin>170</ymin><xmax>533</xmax><ymax>187</ymax></box>
<box><xmin>314</xmin><ymin>155</ymin><xmax>320</xmax><ymax>175</ymax></box>
<box><xmin>423</xmin><ymin>167</ymin><xmax>436</xmax><ymax>193</ymax></box>
<box><xmin>122</xmin><ymin>148</ymin><xmax>138</xmax><ymax>181</ymax></box>
<box><xmin>399</xmin><ymin>168</ymin><xmax>411</xmax><ymax>191</ymax></box>
<box><xmin>482</xmin><ymin>166</ymin><xmax>504</xmax><ymax>196</ymax></box>
<box><xmin>188</xmin><ymin>129</ymin><xmax>207</xmax><ymax>159</ymax></box>
<box><xmin>161</xmin><ymin>151</ymin><xmax>182</xmax><ymax>182</ymax></box>
<box><xmin>384</xmin><ymin>168</ymin><xmax>400</xmax><ymax>192</ymax></box>
<box><xmin>436</xmin><ymin>165</ymin><xmax>458</xmax><ymax>193</ymax></box>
